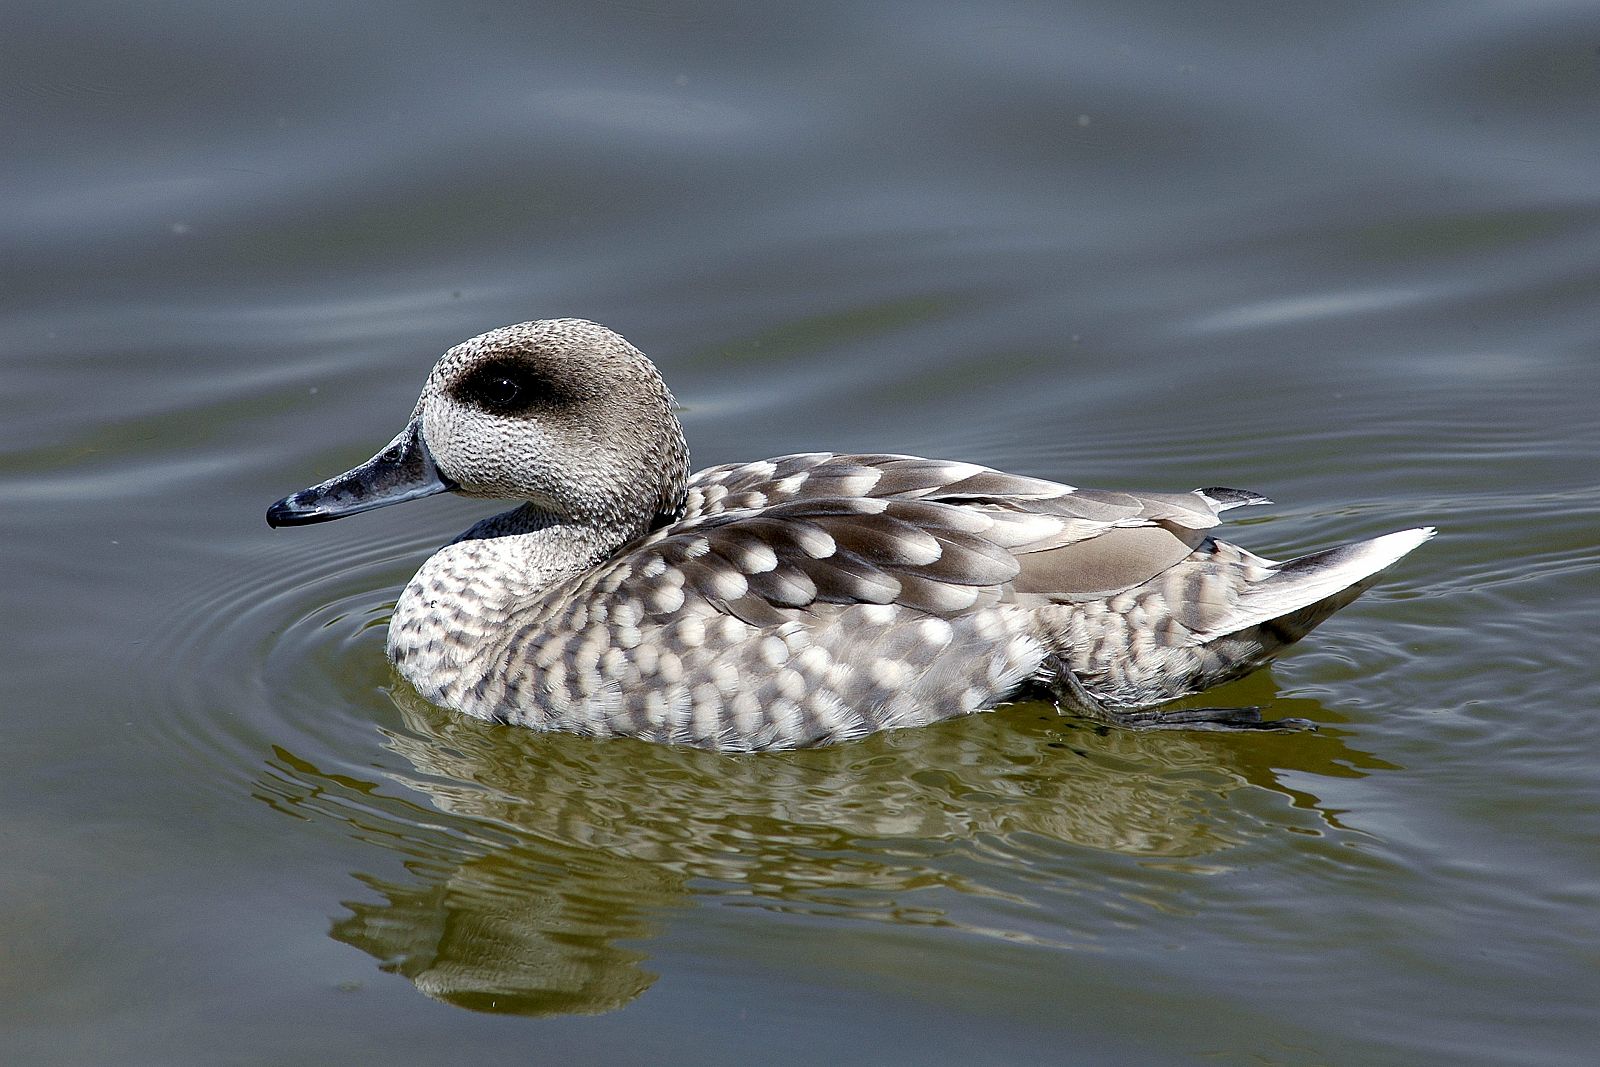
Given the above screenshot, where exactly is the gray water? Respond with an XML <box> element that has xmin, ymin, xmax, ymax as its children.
<box><xmin>5</xmin><ymin>2</ymin><xmax>1599</xmax><ymax>1064</ymax></box>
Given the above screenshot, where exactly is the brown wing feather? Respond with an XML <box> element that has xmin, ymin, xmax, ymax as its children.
<box><xmin>1012</xmin><ymin>524</ymin><xmax>1201</xmax><ymax>601</ymax></box>
<box><xmin>668</xmin><ymin>453</ymin><xmax>1268</xmax><ymax>620</ymax></box>
<box><xmin>612</xmin><ymin>493</ymin><xmax>1022</xmax><ymax>624</ymax></box>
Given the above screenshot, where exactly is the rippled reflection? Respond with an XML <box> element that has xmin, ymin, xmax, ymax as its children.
<box><xmin>254</xmin><ymin>671</ymin><xmax>1391</xmax><ymax>1015</ymax></box>
<box><xmin>332</xmin><ymin>837</ymin><xmax>668</xmax><ymax>1016</ymax></box>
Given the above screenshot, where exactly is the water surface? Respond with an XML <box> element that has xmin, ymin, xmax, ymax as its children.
<box><xmin>4</xmin><ymin>2</ymin><xmax>1599</xmax><ymax>1064</ymax></box>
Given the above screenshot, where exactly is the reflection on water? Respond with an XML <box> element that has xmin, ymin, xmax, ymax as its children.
<box><xmin>256</xmin><ymin>675</ymin><xmax>1391</xmax><ymax>1015</ymax></box>
<box><xmin>334</xmin><ymin>835</ymin><xmax>667</xmax><ymax>1016</ymax></box>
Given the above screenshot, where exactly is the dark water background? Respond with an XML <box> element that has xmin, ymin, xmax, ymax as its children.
<box><xmin>5</xmin><ymin>2</ymin><xmax>1599</xmax><ymax>1064</ymax></box>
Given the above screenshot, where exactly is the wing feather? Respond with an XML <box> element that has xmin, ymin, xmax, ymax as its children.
<box><xmin>632</xmin><ymin>454</ymin><xmax>1272</xmax><ymax>622</ymax></box>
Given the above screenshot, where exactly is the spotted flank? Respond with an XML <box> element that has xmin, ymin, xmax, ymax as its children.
<box><xmin>268</xmin><ymin>318</ymin><xmax>1434</xmax><ymax>751</ymax></box>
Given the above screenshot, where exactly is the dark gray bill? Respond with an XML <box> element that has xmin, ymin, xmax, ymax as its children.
<box><xmin>266</xmin><ymin>417</ymin><xmax>455</xmax><ymax>528</ymax></box>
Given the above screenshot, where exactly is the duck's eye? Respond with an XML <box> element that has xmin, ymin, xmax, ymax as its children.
<box><xmin>457</xmin><ymin>366</ymin><xmax>541</xmax><ymax>414</ymax></box>
<box><xmin>481</xmin><ymin>376</ymin><xmax>521</xmax><ymax>408</ymax></box>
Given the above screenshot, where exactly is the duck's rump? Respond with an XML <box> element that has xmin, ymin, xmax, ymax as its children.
<box><xmin>1033</xmin><ymin>526</ymin><xmax>1434</xmax><ymax>708</ymax></box>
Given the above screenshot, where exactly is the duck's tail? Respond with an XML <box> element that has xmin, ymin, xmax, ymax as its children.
<box><xmin>1049</xmin><ymin>527</ymin><xmax>1435</xmax><ymax>709</ymax></box>
<box><xmin>1176</xmin><ymin>526</ymin><xmax>1435</xmax><ymax>697</ymax></box>
<box><xmin>1199</xmin><ymin>527</ymin><xmax>1435</xmax><ymax>642</ymax></box>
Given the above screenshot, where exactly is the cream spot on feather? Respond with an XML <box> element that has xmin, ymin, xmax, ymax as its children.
<box><xmin>848</xmin><ymin>495</ymin><xmax>890</xmax><ymax>514</ymax></box>
<box><xmin>647</xmin><ymin>583</ymin><xmax>685</xmax><ymax>614</ymax></box>
<box><xmin>708</xmin><ymin>568</ymin><xmax>749</xmax><ymax>600</ymax></box>
<box><xmin>775</xmin><ymin>668</ymin><xmax>807</xmax><ymax>701</ymax></box>
<box><xmin>836</xmin><ymin>470</ymin><xmax>883</xmax><ymax>495</ymax></box>
<box><xmin>870</xmin><ymin>659</ymin><xmax>909</xmax><ymax>688</ymax></box>
<box><xmin>737</xmin><ymin>541</ymin><xmax>779</xmax><ymax>574</ymax></box>
<box><xmin>794</xmin><ymin>526</ymin><xmax>836</xmax><ymax>558</ymax></box>
<box><xmin>858</xmin><ymin>603</ymin><xmax>897</xmax><ymax>625</ymax></box>
<box><xmin>891</xmin><ymin>531</ymin><xmax>941</xmax><ymax>566</ymax></box>
<box><xmin>712</xmin><ymin>660</ymin><xmax>742</xmax><ymax>692</ymax></box>
<box><xmin>794</xmin><ymin>645</ymin><xmax>830</xmax><ymax>677</ymax></box>
<box><xmin>691</xmin><ymin>685</ymin><xmax>723</xmax><ymax>734</ymax></box>
<box><xmin>918</xmin><ymin>617</ymin><xmax>954</xmax><ymax>647</ymax></box>
<box><xmin>939</xmin><ymin>461</ymin><xmax>987</xmax><ymax>481</ymax></box>
<box><xmin>779</xmin><ymin>624</ymin><xmax>811</xmax><ymax>653</ymax></box>
<box><xmin>674</xmin><ymin>615</ymin><xmax>706</xmax><ymax>648</ymax></box>
<box><xmin>772</xmin><ymin>472</ymin><xmax>809</xmax><ymax>494</ymax></box>
<box><xmin>600</xmin><ymin>647</ymin><xmax>628</xmax><ymax>679</ymax></box>
<box><xmin>612</xmin><ymin>598</ymin><xmax>642</xmax><ymax>629</ymax></box>
<box><xmin>731</xmin><ymin>691</ymin><xmax>762</xmax><ymax>735</ymax></box>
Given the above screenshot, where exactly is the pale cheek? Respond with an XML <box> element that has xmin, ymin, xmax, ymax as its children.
<box><xmin>448</xmin><ymin>410</ymin><xmax>569</xmax><ymax>499</ymax></box>
<box><xmin>423</xmin><ymin>403</ymin><xmax>495</xmax><ymax>491</ymax></box>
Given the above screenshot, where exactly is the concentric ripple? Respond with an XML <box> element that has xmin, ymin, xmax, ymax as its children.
<box><xmin>136</xmin><ymin>522</ymin><xmax>441</xmax><ymax>798</ymax></box>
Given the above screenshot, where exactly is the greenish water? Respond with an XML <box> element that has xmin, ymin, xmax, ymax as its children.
<box><xmin>4</xmin><ymin>2</ymin><xmax>1599</xmax><ymax>1064</ymax></box>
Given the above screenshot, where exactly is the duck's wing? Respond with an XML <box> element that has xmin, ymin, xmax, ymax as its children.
<box><xmin>599</xmin><ymin>494</ymin><xmax>1024</xmax><ymax>628</ymax></box>
<box><xmin>617</xmin><ymin>454</ymin><xmax>1271</xmax><ymax>627</ymax></box>
<box><xmin>683</xmin><ymin>452</ymin><xmax>1081</xmax><ymax>519</ymax></box>
<box><xmin>681</xmin><ymin>452</ymin><xmax>902</xmax><ymax>520</ymax></box>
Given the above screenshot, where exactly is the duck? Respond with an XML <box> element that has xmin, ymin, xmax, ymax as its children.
<box><xmin>267</xmin><ymin>318</ymin><xmax>1432</xmax><ymax>751</ymax></box>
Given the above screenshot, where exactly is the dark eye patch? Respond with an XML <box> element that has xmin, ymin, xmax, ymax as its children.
<box><xmin>451</xmin><ymin>358</ymin><xmax>570</xmax><ymax>416</ymax></box>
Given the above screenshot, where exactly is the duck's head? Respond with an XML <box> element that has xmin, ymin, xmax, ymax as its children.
<box><xmin>267</xmin><ymin>319</ymin><xmax>691</xmax><ymax>538</ymax></box>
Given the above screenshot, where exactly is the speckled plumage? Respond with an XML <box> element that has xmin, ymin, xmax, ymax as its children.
<box><xmin>270</xmin><ymin>318</ymin><xmax>1433</xmax><ymax>751</ymax></box>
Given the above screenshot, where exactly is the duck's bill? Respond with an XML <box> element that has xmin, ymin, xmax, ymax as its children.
<box><xmin>266</xmin><ymin>418</ymin><xmax>456</xmax><ymax>528</ymax></box>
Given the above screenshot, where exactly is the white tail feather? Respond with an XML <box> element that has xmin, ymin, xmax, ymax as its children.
<box><xmin>1196</xmin><ymin>527</ymin><xmax>1435</xmax><ymax>640</ymax></box>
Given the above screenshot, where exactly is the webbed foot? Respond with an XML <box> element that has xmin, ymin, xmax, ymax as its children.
<box><xmin>1094</xmin><ymin>705</ymin><xmax>1316</xmax><ymax>732</ymax></box>
<box><xmin>1052</xmin><ymin>666</ymin><xmax>1316</xmax><ymax>732</ymax></box>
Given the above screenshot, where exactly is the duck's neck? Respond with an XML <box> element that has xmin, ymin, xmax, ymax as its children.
<box><xmin>386</xmin><ymin>503</ymin><xmax>642</xmax><ymax>716</ymax></box>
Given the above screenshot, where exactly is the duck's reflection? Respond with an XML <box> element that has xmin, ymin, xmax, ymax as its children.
<box><xmin>260</xmin><ymin>671</ymin><xmax>1394</xmax><ymax>1016</ymax></box>
<box><xmin>331</xmin><ymin>837</ymin><xmax>666</xmax><ymax>1015</ymax></box>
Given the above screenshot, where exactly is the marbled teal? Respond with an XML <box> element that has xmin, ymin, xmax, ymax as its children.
<box><xmin>268</xmin><ymin>319</ymin><xmax>1432</xmax><ymax>751</ymax></box>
